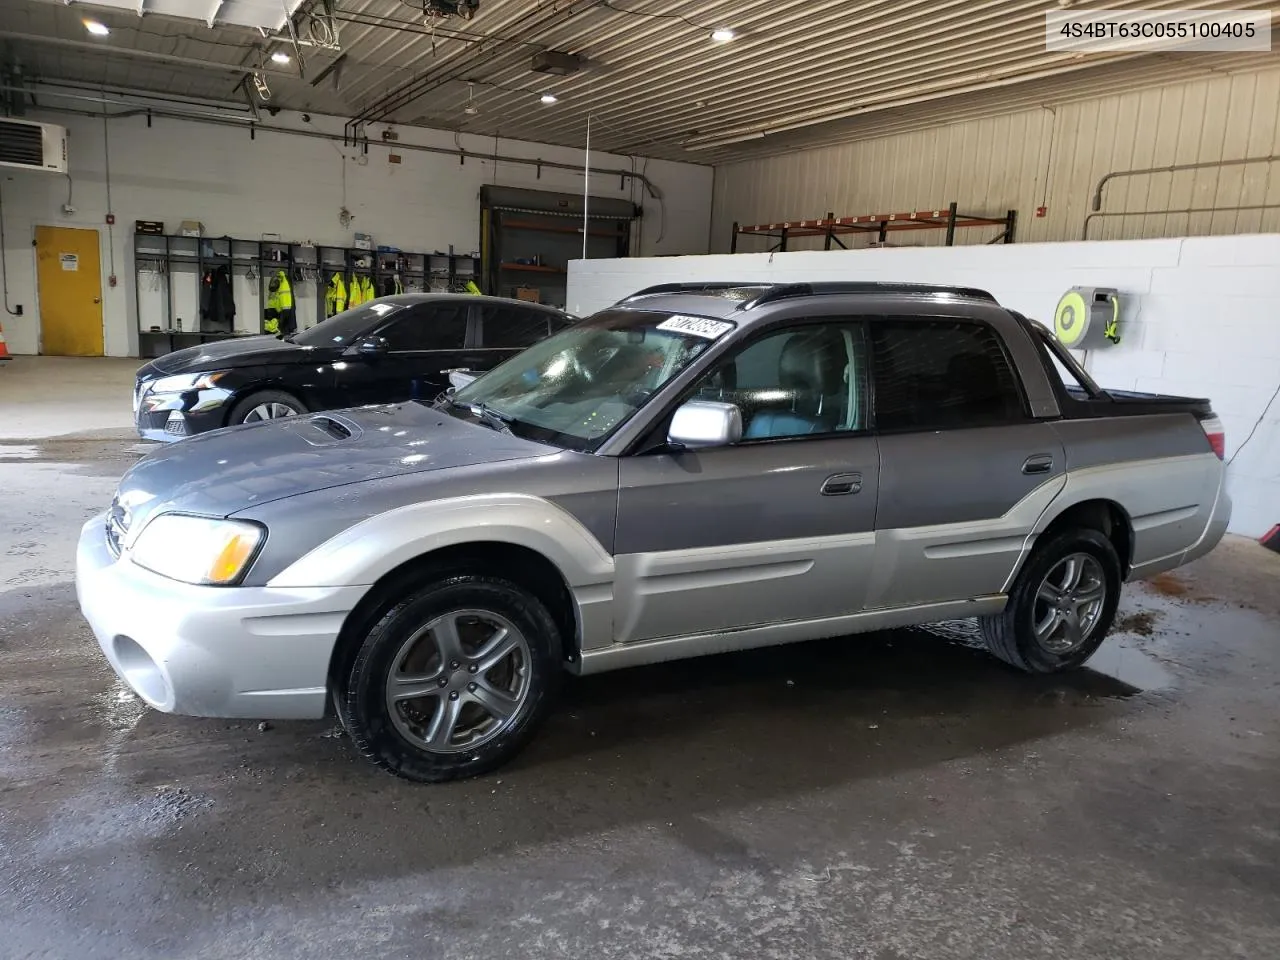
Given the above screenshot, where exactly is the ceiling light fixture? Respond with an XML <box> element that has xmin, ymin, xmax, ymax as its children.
<box><xmin>271</xmin><ymin>51</ymin><xmax>292</xmax><ymax>64</ymax></box>
<box><xmin>84</xmin><ymin>19</ymin><xmax>110</xmax><ymax>36</ymax></box>
<box><xmin>710</xmin><ymin>28</ymin><xmax>735</xmax><ymax>42</ymax></box>
<box><xmin>540</xmin><ymin>93</ymin><xmax>558</xmax><ymax>104</ymax></box>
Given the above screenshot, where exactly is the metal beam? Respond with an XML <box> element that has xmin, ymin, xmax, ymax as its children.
<box><xmin>207</xmin><ymin>0</ymin><xmax>223</xmax><ymax>28</ymax></box>
<box><xmin>0</xmin><ymin>31</ymin><xmax>274</xmax><ymax>76</ymax></box>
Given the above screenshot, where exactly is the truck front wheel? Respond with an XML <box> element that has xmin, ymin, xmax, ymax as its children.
<box><xmin>337</xmin><ymin>575</ymin><xmax>563</xmax><ymax>782</ymax></box>
<box><xmin>980</xmin><ymin>528</ymin><xmax>1122</xmax><ymax>674</ymax></box>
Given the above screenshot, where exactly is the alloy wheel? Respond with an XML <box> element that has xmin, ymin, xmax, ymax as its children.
<box><xmin>243</xmin><ymin>402</ymin><xmax>299</xmax><ymax>422</ymax></box>
<box><xmin>384</xmin><ymin>609</ymin><xmax>532</xmax><ymax>755</ymax></box>
<box><xmin>1033</xmin><ymin>553</ymin><xmax>1107</xmax><ymax>654</ymax></box>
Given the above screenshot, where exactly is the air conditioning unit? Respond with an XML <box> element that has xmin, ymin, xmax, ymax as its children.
<box><xmin>0</xmin><ymin>118</ymin><xmax>68</xmax><ymax>174</ymax></box>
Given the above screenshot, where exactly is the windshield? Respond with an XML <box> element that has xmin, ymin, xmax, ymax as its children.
<box><xmin>289</xmin><ymin>301</ymin><xmax>407</xmax><ymax>347</ymax></box>
<box><xmin>451</xmin><ymin>309</ymin><xmax>732</xmax><ymax>450</ymax></box>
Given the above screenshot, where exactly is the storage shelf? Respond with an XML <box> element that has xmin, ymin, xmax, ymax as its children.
<box><xmin>133</xmin><ymin>230</ymin><xmax>487</xmax><ymax>356</ymax></box>
<box><xmin>500</xmin><ymin>262</ymin><xmax>565</xmax><ymax>274</ymax></box>
<box><xmin>730</xmin><ymin>201</ymin><xmax>1016</xmax><ymax>251</ymax></box>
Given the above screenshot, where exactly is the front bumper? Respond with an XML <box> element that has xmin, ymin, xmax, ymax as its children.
<box><xmin>134</xmin><ymin>381</ymin><xmax>231</xmax><ymax>442</ymax></box>
<box><xmin>76</xmin><ymin>513</ymin><xmax>367</xmax><ymax>718</ymax></box>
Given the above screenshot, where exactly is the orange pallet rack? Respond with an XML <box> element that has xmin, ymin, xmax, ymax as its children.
<box><xmin>730</xmin><ymin>201</ymin><xmax>1016</xmax><ymax>252</ymax></box>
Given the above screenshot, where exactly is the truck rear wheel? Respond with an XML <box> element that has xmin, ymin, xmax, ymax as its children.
<box><xmin>337</xmin><ymin>575</ymin><xmax>562</xmax><ymax>783</ymax></box>
<box><xmin>980</xmin><ymin>528</ymin><xmax>1122</xmax><ymax>674</ymax></box>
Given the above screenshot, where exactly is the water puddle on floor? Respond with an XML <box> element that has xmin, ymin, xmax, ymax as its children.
<box><xmin>911</xmin><ymin>618</ymin><xmax>1174</xmax><ymax>699</ymax></box>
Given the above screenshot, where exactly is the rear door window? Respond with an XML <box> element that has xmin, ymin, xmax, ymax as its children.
<box><xmin>870</xmin><ymin>319</ymin><xmax>1026</xmax><ymax>431</ymax></box>
<box><xmin>480</xmin><ymin>305</ymin><xmax>552</xmax><ymax>349</ymax></box>
<box><xmin>380</xmin><ymin>303</ymin><xmax>468</xmax><ymax>351</ymax></box>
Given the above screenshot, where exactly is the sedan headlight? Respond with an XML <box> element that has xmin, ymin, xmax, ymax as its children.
<box><xmin>150</xmin><ymin>371</ymin><xmax>228</xmax><ymax>394</ymax></box>
<box><xmin>130</xmin><ymin>515</ymin><xmax>264</xmax><ymax>585</ymax></box>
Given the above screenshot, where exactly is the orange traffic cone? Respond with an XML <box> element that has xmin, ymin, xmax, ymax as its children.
<box><xmin>0</xmin><ymin>318</ymin><xmax>9</xmax><ymax>365</ymax></box>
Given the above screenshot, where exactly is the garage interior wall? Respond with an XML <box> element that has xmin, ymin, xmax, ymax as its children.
<box><xmin>568</xmin><ymin>233</ymin><xmax>1280</xmax><ymax>540</ymax></box>
<box><xmin>712</xmin><ymin>65</ymin><xmax>1280</xmax><ymax>252</ymax></box>
<box><xmin>0</xmin><ymin>107</ymin><xmax>713</xmax><ymax>357</ymax></box>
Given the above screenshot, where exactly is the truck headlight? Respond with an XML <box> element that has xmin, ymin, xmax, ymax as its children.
<box><xmin>150</xmin><ymin>371</ymin><xmax>228</xmax><ymax>393</ymax></box>
<box><xmin>130</xmin><ymin>515</ymin><xmax>264</xmax><ymax>585</ymax></box>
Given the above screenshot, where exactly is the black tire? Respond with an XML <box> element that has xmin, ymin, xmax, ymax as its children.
<box><xmin>227</xmin><ymin>389</ymin><xmax>307</xmax><ymax>426</ymax></box>
<box><xmin>979</xmin><ymin>528</ymin><xmax>1122</xmax><ymax>674</ymax></box>
<box><xmin>337</xmin><ymin>575</ymin><xmax>563</xmax><ymax>783</ymax></box>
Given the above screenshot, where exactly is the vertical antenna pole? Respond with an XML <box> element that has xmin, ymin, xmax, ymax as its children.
<box><xmin>582</xmin><ymin>113</ymin><xmax>591</xmax><ymax>261</ymax></box>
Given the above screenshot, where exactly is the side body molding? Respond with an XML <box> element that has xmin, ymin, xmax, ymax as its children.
<box><xmin>268</xmin><ymin>494</ymin><xmax>617</xmax><ymax>648</ymax></box>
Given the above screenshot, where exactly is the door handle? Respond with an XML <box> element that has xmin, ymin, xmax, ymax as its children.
<box><xmin>821</xmin><ymin>472</ymin><xmax>862</xmax><ymax>496</ymax></box>
<box><xmin>1022</xmin><ymin>454</ymin><xmax>1054</xmax><ymax>475</ymax></box>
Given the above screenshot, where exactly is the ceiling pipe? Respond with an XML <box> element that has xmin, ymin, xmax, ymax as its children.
<box><xmin>0</xmin><ymin>83</ymin><xmax>255</xmax><ymax>120</ymax></box>
<box><xmin>1092</xmin><ymin>154</ymin><xmax>1280</xmax><ymax>211</ymax></box>
<box><xmin>34</xmin><ymin>102</ymin><xmax>663</xmax><ymax>200</ymax></box>
<box><xmin>0</xmin><ymin>30</ymin><xmax>280</xmax><ymax>76</ymax></box>
<box><xmin>18</xmin><ymin>78</ymin><xmax>255</xmax><ymax>114</ymax></box>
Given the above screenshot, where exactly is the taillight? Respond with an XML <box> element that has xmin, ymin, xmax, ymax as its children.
<box><xmin>1200</xmin><ymin>415</ymin><xmax>1225</xmax><ymax>460</ymax></box>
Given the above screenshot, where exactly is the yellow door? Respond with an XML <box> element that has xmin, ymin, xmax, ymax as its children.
<box><xmin>35</xmin><ymin>226</ymin><xmax>104</xmax><ymax>356</ymax></box>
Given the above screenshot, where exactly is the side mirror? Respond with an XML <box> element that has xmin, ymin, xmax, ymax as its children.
<box><xmin>446</xmin><ymin>368</ymin><xmax>480</xmax><ymax>390</ymax></box>
<box><xmin>667</xmin><ymin>400</ymin><xmax>743</xmax><ymax>449</ymax></box>
<box><xmin>357</xmin><ymin>336</ymin><xmax>389</xmax><ymax>358</ymax></box>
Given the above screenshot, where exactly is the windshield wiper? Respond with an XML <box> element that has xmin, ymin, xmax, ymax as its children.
<box><xmin>447</xmin><ymin>397</ymin><xmax>512</xmax><ymax>434</ymax></box>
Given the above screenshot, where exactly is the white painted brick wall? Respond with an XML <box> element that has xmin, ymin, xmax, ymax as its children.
<box><xmin>568</xmin><ymin>235</ymin><xmax>1280</xmax><ymax>537</ymax></box>
<box><xmin>0</xmin><ymin>109</ymin><xmax>712</xmax><ymax>358</ymax></box>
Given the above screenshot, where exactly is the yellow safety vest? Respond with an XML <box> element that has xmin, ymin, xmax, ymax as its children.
<box><xmin>267</xmin><ymin>271</ymin><xmax>292</xmax><ymax>312</ymax></box>
<box><xmin>264</xmin><ymin>271</ymin><xmax>292</xmax><ymax>334</ymax></box>
<box><xmin>359</xmin><ymin>275</ymin><xmax>376</xmax><ymax>305</ymax></box>
<box><xmin>325</xmin><ymin>273</ymin><xmax>347</xmax><ymax>316</ymax></box>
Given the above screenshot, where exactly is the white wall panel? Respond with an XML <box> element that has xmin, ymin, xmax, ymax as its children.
<box><xmin>712</xmin><ymin>66</ymin><xmax>1280</xmax><ymax>253</ymax></box>
<box><xmin>0</xmin><ymin>108</ymin><xmax>713</xmax><ymax>357</ymax></box>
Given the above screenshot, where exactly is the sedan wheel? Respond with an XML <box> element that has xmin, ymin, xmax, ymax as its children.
<box><xmin>243</xmin><ymin>401</ymin><xmax>299</xmax><ymax>422</ymax></box>
<box><xmin>385</xmin><ymin>610</ymin><xmax>532</xmax><ymax>754</ymax></box>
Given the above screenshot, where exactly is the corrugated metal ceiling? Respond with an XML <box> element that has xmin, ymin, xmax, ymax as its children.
<box><xmin>2</xmin><ymin>0</ymin><xmax>1278</xmax><ymax>162</ymax></box>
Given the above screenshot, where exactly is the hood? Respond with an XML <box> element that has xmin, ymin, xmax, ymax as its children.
<box><xmin>110</xmin><ymin>402</ymin><xmax>554</xmax><ymax>539</ymax></box>
<box><xmin>140</xmin><ymin>335</ymin><xmax>335</xmax><ymax>376</ymax></box>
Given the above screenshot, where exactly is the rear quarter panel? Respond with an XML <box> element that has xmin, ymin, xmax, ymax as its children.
<box><xmin>1048</xmin><ymin>414</ymin><xmax>1222</xmax><ymax>569</ymax></box>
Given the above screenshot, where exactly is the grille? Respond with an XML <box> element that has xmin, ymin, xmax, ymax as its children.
<box><xmin>105</xmin><ymin>496</ymin><xmax>129</xmax><ymax>558</ymax></box>
<box><xmin>0</xmin><ymin>121</ymin><xmax>43</xmax><ymax>167</ymax></box>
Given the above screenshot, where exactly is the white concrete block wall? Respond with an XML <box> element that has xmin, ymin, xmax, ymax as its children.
<box><xmin>0</xmin><ymin>108</ymin><xmax>713</xmax><ymax>358</ymax></box>
<box><xmin>568</xmin><ymin>235</ymin><xmax>1280</xmax><ymax>537</ymax></box>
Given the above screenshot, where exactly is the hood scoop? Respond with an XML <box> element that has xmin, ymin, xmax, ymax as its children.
<box><xmin>291</xmin><ymin>413</ymin><xmax>360</xmax><ymax>446</ymax></box>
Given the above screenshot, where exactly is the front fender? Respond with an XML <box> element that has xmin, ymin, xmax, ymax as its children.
<box><xmin>267</xmin><ymin>493</ymin><xmax>615</xmax><ymax>590</ymax></box>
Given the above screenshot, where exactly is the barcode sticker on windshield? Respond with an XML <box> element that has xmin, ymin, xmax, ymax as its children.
<box><xmin>656</xmin><ymin>315</ymin><xmax>734</xmax><ymax>339</ymax></box>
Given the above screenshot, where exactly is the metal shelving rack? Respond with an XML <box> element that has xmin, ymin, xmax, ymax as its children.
<box><xmin>133</xmin><ymin>232</ymin><xmax>482</xmax><ymax>357</ymax></box>
<box><xmin>729</xmin><ymin>202</ymin><xmax>1017</xmax><ymax>252</ymax></box>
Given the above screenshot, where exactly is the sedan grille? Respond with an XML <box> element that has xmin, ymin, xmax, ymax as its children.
<box><xmin>105</xmin><ymin>496</ymin><xmax>129</xmax><ymax>558</ymax></box>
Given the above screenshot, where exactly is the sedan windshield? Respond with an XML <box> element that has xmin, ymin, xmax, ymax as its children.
<box><xmin>288</xmin><ymin>301</ymin><xmax>407</xmax><ymax>347</ymax></box>
<box><xmin>450</xmin><ymin>309</ymin><xmax>731</xmax><ymax>450</ymax></box>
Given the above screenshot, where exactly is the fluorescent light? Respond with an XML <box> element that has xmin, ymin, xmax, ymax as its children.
<box><xmin>540</xmin><ymin>93</ymin><xmax>558</xmax><ymax>104</ymax></box>
<box><xmin>271</xmin><ymin>51</ymin><xmax>292</xmax><ymax>64</ymax></box>
<box><xmin>683</xmin><ymin>130</ymin><xmax>766</xmax><ymax>151</ymax></box>
<box><xmin>84</xmin><ymin>19</ymin><xmax>109</xmax><ymax>36</ymax></box>
<box><xmin>710</xmin><ymin>28</ymin><xmax>735</xmax><ymax>42</ymax></box>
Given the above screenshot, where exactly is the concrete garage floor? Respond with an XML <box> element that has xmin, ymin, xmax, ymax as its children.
<box><xmin>2</xmin><ymin>357</ymin><xmax>1278</xmax><ymax>960</ymax></box>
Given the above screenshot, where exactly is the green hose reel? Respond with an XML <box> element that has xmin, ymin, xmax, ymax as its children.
<box><xmin>1054</xmin><ymin>286</ymin><xmax>1122</xmax><ymax>348</ymax></box>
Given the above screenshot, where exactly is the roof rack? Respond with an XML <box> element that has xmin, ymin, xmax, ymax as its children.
<box><xmin>743</xmin><ymin>282</ymin><xmax>997</xmax><ymax>309</ymax></box>
<box><xmin>617</xmin><ymin>282</ymin><xmax>765</xmax><ymax>303</ymax></box>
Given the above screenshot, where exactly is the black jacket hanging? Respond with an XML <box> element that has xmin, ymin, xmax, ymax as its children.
<box><xmin>200</xmin><ymin>265</ymin><xmax>235</xmax><ymax>332</ymax></box>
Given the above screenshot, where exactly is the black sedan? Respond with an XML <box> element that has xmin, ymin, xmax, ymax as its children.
<box><xmin>132</xmin><ymin>294</ymin><xmax>575</xmax><ymax>441</ymax></box>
